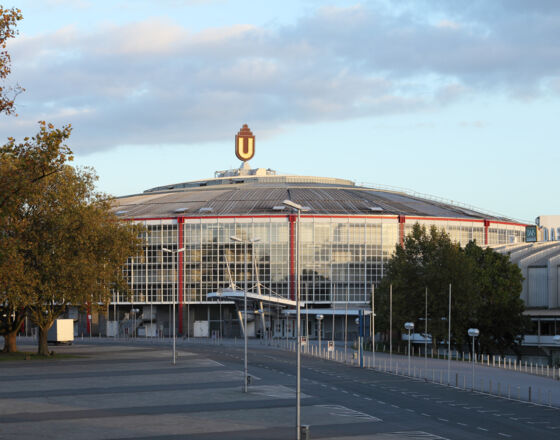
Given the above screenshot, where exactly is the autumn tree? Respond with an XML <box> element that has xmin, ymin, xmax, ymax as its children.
<box><xmin>0</xmin><ymin>6</ymin><xmax>23</xmax><ymax>116</ymax></box>
<box><xmin>13</xmin><ymin>160</ymin><xmax>142</xmax><ymax>355</ymax></box>
<box><xmin>0</xmin><ymin>123</ymin><xmax>74</xmax><ymax>352</ymax></box>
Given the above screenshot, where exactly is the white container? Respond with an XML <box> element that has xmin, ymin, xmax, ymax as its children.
<box><xmin>47</xmin><ymin>319</ymin><xmax>74</xmax><ymax>344</ymax></box>
<box><xmin>193</xmin><ymin>320</ymin><xmax>209</xmax><ymax>337</ymax></box>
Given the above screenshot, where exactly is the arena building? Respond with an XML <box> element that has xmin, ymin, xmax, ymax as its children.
<box><xmin>102</xmin><ymin>128</ymin><xmax>528</xmax><ymax>341</ymax></box>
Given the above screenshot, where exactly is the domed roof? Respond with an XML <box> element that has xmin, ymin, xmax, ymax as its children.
<box><xmin>112</xmin><ymin>166</ymin><xmax>512</xmax><ymax>221</ymax></box>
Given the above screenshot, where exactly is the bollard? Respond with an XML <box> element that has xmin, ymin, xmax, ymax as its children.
<box><xmin>517</xmin><ymin>386</ymin><xmax>521</xmax><ymax>400</ymax></box>
<box><xmin>538</xmin><ymin>388</ymin><xmax>541</xmax><ymax>404</ymax></box>
<box><xmin>528</xmin><ymin>386</ymin><xmax>532</xmax><ymax>402</ymax></box>
<box><xmin>508</xmin><ymin>384</ymin><xmax>510</xmax><ymax>399</ymax></box>
<box><xmin>498</xmin><ymin>382</ymin><xmax>500</xmax><ymax>397</ymax></box>
<box><xmin>489</xmin><ymin>380</ymin><xmax>492</xmax><ymax>394</ymax></box>
<box><xmin>463</xmin><ymin>375</ymin><xmax>466</xmax><ymax>389</ymax></box>
<box><xmin>300</xmin><ymin>425</ymin><xmax>311</xmax><ymax>440</ymax></box>
<box><xmin>455</xmin><ymin>373</ymin><xmax>459</xmax><ymax>387</ymax></box>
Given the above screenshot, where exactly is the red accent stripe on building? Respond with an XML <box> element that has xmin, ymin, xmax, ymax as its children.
<box><xmin>398</xmin><ymin>215</ymin><xmax>406</xmax><ymax>247</ymax></box>
<box><xmin>122</xmin><ymin>214</ymin><xmax>397</xmax><ymax>222</ymax></box>
<box><xmin>289</xmin><ymin>215</ymin><xmax>296</xmax><ymax>301</ymax></box>
<box><xmin>178</xmin><ymin>217</ymin><xmax>184</xmax><ymax>335</ymax></box>
<box><xmin>484</xmin><ymin>219</ymin><xmax>490</xmax><ymax>245</ymax></box>
<box><xmin>121</xmin><ymin>214</ymin><xmax>527</xmax><ymax>228</ymax></box>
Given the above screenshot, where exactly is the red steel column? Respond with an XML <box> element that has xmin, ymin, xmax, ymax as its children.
<box><xmin>484</xmin><ymin>220</ymin><xmax>490</xmax><ymax>245</ymax></box>
<box><xmin>178</xmin><ymin>217</ymin><xmax>184</xmax><ymax>335</ymax></box>
<box><xmin>289</xmin><ymin>214</ymin><xmax>296</xmax><ymax>301</ymax></box>
<box><xmin>398</xmin><ymin>215</ymin><xmax>406</xmax><ymax>247</ymax></box>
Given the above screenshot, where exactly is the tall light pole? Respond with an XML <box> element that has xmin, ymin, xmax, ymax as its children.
<box><xmin>283</xmin><ymin>199</ymin><xmax>308</xmax><ymax>440</ymax></box>
<box><xmin>230</xmin><ymin>235</ymin><xmax>260</xmax><ymax>393</ymax></box>
<box><xmin>448</xmin><ymin>284</ymin><xmax>451</xmax><ymax>385</ymax></box>
<box><xmin>468</xmin><ymin>328</ymin><xmax>479</xmax><ymax>390</ymax></box>
<box><xmin>316</xmin><ymin>314</ymin><xmax>324</xmax><ymax>356</ymax></box>
<box><xmin>371</xmin><ymin>284</ymin><xmax>375</xmax><ymax>368</ymax></box>
<box><xmin>162</xmin><ymin>247</ymin><xmax>185</xmax><ymax>365</ymax></box>
<box><xmin>404</xmin><ymin>322</ymin><xmax>414</xmax><ymax>376</ymax></box>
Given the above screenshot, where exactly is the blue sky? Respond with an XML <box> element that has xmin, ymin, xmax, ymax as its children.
<box><xmin>2</xmin><ymin>0</ymin><xmax>559</xmax><ymax>223</ymax></box>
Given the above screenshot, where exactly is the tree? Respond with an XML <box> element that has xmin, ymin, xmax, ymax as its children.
<box><xmin>0</xmin><ymin>123</ymin><xmax>74</xmax><ymax>352</ymax></box>
<box><xmin>0</xmin><ymin>6</ymin><xmax>23</xmax><ymax>116</ymax></box>
<box><xmin>377</xmin><ymin>223</ymin><xmax>526</xmax><ymax>354</ymax></box>
<box><xmin>464</xmin><ymin>242</ymin><xmax>529</xmax><ymax>355</ymax></box>
<box><xmin>16</xmin><ymin>163</ymin><xmax>142</xmax><ymax>355</ymax></box>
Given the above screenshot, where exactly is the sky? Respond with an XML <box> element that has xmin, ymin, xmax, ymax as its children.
<box><xmin>1</xmin><ymin>0</ymin><xmax>559</xmax><ymax>223</ymax></box>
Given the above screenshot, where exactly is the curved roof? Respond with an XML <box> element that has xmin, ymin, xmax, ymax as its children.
<box><xmin>114</xmin><ymin>170</ymin><xmax>512</xmax><ymax>222</ymax></box>
<box><xmin>112</xmin><ymin>170</ymin><xmax>517</xmax><ymax>222</ymax></box>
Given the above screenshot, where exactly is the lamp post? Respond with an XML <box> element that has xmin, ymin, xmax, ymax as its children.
<box><xmin>316</xmin><ymin>314</ymin><xmax>324</xmax><ymax>356</ymax></box>
<box><xmin>162</xmin><ymin>247</ymin><xmax>185</xmax><ymax>365</ymax></box>
<box><xmin>283</xmin><ymin>199</ymin><xmax>308</xmax><ymax>440</ymax></box>
<box><xmin>468</xmin><ymin>328</ymin><xmax>479</xmax><ymax>390</ymax></box>
<box><xmin>404</xmin><ymin>322</ymin><xmax>414</xmax><ymax>376</ymax></box>
<box><xmin>131</xmin><ymin>308</ymin><xmax>140</xmax><ymax>339</ymax></box>
<box><xmin>230</xmin><ymin>235</ymin><xmax>260</xmax><ymax>393</ymax></box>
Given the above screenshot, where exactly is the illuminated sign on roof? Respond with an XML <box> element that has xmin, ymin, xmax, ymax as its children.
<box><xmin>235</xmin><ymin>124</ymin><xmax>255</xmax><ymax>162</ymax></box>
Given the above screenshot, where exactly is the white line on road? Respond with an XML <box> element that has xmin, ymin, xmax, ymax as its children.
<box><xmin>421</xmin><ymin>413</ymin><xmax>431</xmax><ymax>417</ymax></box>
<box><xmin>477</xmin><ymin>427</ymin><xmax>488</xmax><ymax>432</ymax></box>
<box><xmin>498</xmin><ymin>434</ymin><xmax>512</xmax><ymax>438</ymax></box>
<box><xmin>438</xmin><ymin>418</ymin><xmax>449</xmax><ymax>422</ymax></box>
<box><xmin>457</xmin><ymin>422</ymin><xmax>467</xmax><ymax>427</ymax></box>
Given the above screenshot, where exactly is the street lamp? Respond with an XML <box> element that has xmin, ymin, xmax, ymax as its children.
<box><xmin>316</xmin><ymin>314</ymin><xmax>324</xmax><ymax>356</ymax></box>
<box><xmin>404</xmin><ymin>322</ymin><xmax>415</xmax><ymax>376</ymax></box>
<box><xmin>468</xmin><ymin>328</ymin><xmax>479</xmax><ymax>390</ymax></box>
<box><xmin>282</xmin><ymin>199</ymin><xmax>308</xmax><ymax>440</ymax></box>
<box><xmin>230</xmin><ymin>235</ymin><xmax>260</xmax><ymax>393</ymax></box>
<box><xmin>131</xmin><ymin>308</ymin><xmax>140</xmax><ymax>339</ymax></box>
<box><xmin>162</xmin><ymin>247</ymin><xmax>185</xmax><ymax>365</ymax></box>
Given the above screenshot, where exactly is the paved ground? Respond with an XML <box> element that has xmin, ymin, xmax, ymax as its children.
<box><xmin>1</xmin><ymin>339</ymin><xmax>559</xmax><ymax>439</ymax></box>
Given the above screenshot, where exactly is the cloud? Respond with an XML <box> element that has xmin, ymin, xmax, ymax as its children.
<box><xmin>1</xmin><ymin>1</ymin><xmax>560</xmax><ymax>153</ymax></box>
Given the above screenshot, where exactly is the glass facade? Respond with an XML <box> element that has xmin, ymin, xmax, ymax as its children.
<box><xmin>114</xmin><ymin>216</ymin><xmax>526</xmax><ymax>306</ymax></box>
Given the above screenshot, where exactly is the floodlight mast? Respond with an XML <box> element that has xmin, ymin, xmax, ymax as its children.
<box><xmin>282</xmin><ymin>199</ymin><xmax>309</xmax><ymax>440</ymax></box>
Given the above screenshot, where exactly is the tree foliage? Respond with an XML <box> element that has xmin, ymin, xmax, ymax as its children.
<box><xmin>0</xmin><ymin>123</ymin><xmax>74</xmax><ymax>352</ymax></box>
<box><xmin>1</xmin><ymin>125</ymin><xmax>142</xmax><ymax>354</ymax></box>
<box><xmin>376</xmin><ymin>223</ymin><xmax>528</xmax><ymax>355</ymax></box>
<box><xmin>19</xmin><ymin>163</ymin><xmax>142</xmax><ymax>355</ymax></box>
<box><xmin>0</xmin><ymin>6</ymin><xmax>23</xmax><ymax>116</ymax></box>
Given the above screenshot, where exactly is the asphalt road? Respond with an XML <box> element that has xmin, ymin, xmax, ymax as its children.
<box><xmin>192</xmin><ymin>343</ymin><xmax>560</xmax><ymax>439</ymax></box>
<box><xmin>1</xmin><ymin>340</ymin><xmax>559</xmax><ymax>439</ymax></box>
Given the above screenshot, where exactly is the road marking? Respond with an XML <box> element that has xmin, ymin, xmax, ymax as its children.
<box><xmin>438</xmin><ymin>418</ymin><xmax>449</xmax><ymax>422</ymax></box>
<box><xmin>365</xmin><ymin>397</ymin><xmax>372</xmax><ymax>401</ymax></box>
<box><xmin>391</xmin><ymin>404</ymin><xmax>400</xmax><ymax>408</ymax></box>
<box><xmin>315</xmin><ymin>405</ymin><xmax>382</xmax><ymax>422</ymax></box>
<box><xmin>477</xmin><ymin>427</ymin><xmax>488</xmax><ymax>432</ymax></box>
<box><xmin>353</xmin><ymin>393</ymin><xmax>361</xmax><ymax>397</ymax></box>
<box><xmin>457</xmin><ymin>422</ymin><xmax>467</xmax><ymax>426</ymax></box>
<box><xmin>342</xmin><ymin>390</ymin><xmax>349</xmax><ymax>394</ymax></box>
<box><xmin>405</xmin><ymin>409</ymin><xmax>414</xmax><ymax>412</ymax></box>
<box><xmin>377</xmin><ymin>400</ymin><xmax>386</xmax><ymax>404</ymax></box>
<box><xmin>421</xmin><ymin>413</ymin><xmax>431</xmax><ymax>417</ymax></box>
<box><xmin>331</xmin><ymin>387</ymin><xmax>338</xmax><ymax>391</ymax></box>
<box><xmin>498</xmin><ymin>434</ymin><xmax>512</xmax><ymax>438</ymax></box>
